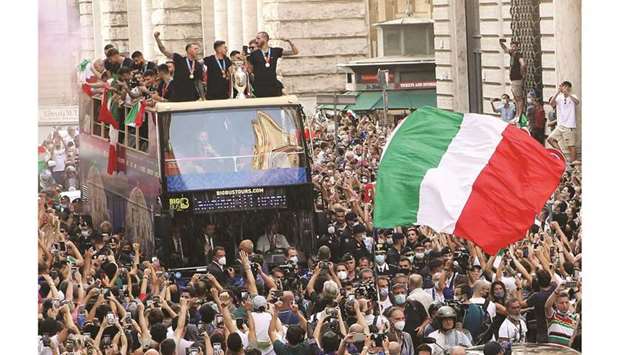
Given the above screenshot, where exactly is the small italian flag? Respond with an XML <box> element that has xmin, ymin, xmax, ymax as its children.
<box><xmin>125</xmin><ymin>100</ymin><xmax>146</xmax><ymax>128</ymax></box>
<box><xmin>374</xmin><ymin>106</ymin><xmax>565</xmax><ymax>254</ymax></box>
<box><xmin>38</xmin><ymin>145</ymin><xmax>48</xmax><ymax>173</ymax></box>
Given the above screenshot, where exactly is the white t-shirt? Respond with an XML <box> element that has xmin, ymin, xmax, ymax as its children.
<box><xmin>424</xmin><ymin>287</ymin><xmax>445</xmax><ymax>303</ymax></box>
<box><xmin>469</xmin><ymin>297</ymin><xmax>497</xmax><ymax>319</ymax></box>
<box><xmin>53</xmin><ymin>149</ymin><xmax>66</xmax><ymax>172</ymax></box>
<box><xmin>498</xmin><ymin>317</ymin><xmax>527</xmax><ymax>344</ymax></box>
<box><xmin>252</xmin><ymin>311</ymin><xmax>275</xmax><ymax>355</ymax></box>
<box><xmin>556</xmin><ymin>93</ymin><xmax>577</xmax><ymax>128</ymax></box>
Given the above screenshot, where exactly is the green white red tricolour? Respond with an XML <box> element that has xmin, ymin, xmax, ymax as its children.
<box><xmin>374</xmin><ymin>106</ymin><xmax>565</xmax><ymax>254</ymax></box>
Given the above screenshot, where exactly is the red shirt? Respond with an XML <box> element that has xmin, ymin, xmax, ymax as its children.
<box><xmin>533</xmin><ymin>106</ymin><xmax>546</xmax><ymax>129</ymax></box>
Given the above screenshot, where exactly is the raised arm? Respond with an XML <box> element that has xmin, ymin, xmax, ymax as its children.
<box><xmin>211</xmin><ymin>288</ymin><xmax>239</xmax><ymax>334</ymax></box>
<box><xmin>154</xmin><ymin>32</ymin><xmax>174</xmax><ymax>59</ymax></box>
<box><xmin>281</xmin><ymin>38</ymin><xmax>299</xmax><ymax>56</ymax></box>
<box><xmin>545</xmin><ymin>281</ymin><xmax>563</xmax><ymax>318</ymax></box>
<box><xmin>174</xmin><ymin>296</ymin><xmax>189</xmax><ymax>341</ymax></box>
<box><xmin>240</xmin><ymin>250</ymin><xmax>259</xmax><ymax>296</ymax></box>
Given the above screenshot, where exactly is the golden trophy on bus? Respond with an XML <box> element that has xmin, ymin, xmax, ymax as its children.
<box><xmin>230</xmin><ymin>60</ymin><xmax>251</xmax><ymax>99</ymax></box>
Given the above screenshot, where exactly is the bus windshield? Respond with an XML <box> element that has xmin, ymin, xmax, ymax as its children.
<box><xmin>161</xmin><ymin>106</ymin><xmax>308</xmax><ymax>192</ymax></box>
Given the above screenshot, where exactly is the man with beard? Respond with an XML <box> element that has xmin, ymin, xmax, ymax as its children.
<box><xmin>247</xmin><ymin>31</ymin><xmax>298</xmax><ymax>97</ymax></box>
<box><xmin>130</xmin><ymin>51</ymin><xmax>157</xmax><ymax>74</ymax></box>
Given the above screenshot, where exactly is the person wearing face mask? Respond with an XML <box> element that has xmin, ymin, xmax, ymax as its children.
<box><xmin>377</xmin><ymin>277</ymin><xmax>393</xmax><ymax>313</ymax></box>
<box><xmin>544</xmin><ymin>281</ymin><xmax>577</xmax><ymax>346</ymax></box>
<box><xmin>386</xmin><ymin>307</ymin><xmax>414</xmax><ymax>355</ymax></box>
<box><xmin>373</xmin><ymin>246</ymin><xmax>395</xmax><ymax>277</ymax></box>
<box><xmin>491</xmin><ymin>94</ymin><xmax>517</xmax><ymax>124</ymax></box>
<box><xmin>206</xmin><ymin>247</ymin><xmax>230</xmax><ymax>285</ymax></box>
<box><xmin>391</xmin><ymin>284</ymin><xmax>408</xmax><ymax>309</ymax></box>
<box><xmin>488</xmin><ymin>281</ymin><xmax>508</xmax><ymax>342</ymax></box>
<box><xmin>428</xmin><ymin>306</ymin><xmax>472</xmax><ymax>354</ymax></box>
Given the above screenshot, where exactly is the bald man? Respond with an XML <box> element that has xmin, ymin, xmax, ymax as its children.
<box><xmin>408</xmin><ymin>273</ymin><xmax>433</xmax><ymax>311</ymax></box>
<box><xmin>144</xmin><ymin>349</ymin><xmax>160</xmax><ymax>355</ymax></box>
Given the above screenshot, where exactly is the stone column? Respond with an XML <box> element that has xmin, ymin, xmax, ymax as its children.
<box><xmin>100</xmin><ymin>0</ymin><xmax>129</xmax><ymax>53</ymax></box>
<box><xmin>554</xmin><ymin>0</ymin><xmax>581</xmax><ymax>149</ymax></box>
<box><xmin>242</xmin><ymin>0</ymin><xmax>257</xmax><ymax>46</ymax></box>
<box><xmin>227</xmin><ymin>0</ymin><xmax>243</xmax><ymax>51</ymax></box>
<box><xmin>213</xmin><ymin>0</ymin><xmax>228</xmax><ymax>42</ymax></box>
<box><xmin>78</xmin><ymin>0</ymin><xmax>95</xmax><ymax>60</ymax></box>
<box><xmin>92</xmin><ymin>0</ymin><xmax>104</xmax><ymax>58</ymax></box>
<box><xmin>201</xmin><ymin>0</ymin><xmax>215</xmax><ymax>56</ymax></box>
<box><xmin>151</xmin><ymin>0</ymin><xmax>204</xmax><ymax>63</ymax></box>
<box><xmin>257</xmin><ymin>0</ymin><xmax>264</xmax><ymax>31</ymax></box>
<box><xmin>448</xmin><ymin>0</ymin><xmax>469</xmax><ymax>113</ymax></box>
<box><xmin>141</xmin><ymin>0</ymin><xmax>155</xmax><ymax>60</ymax></box>
<box><xmin>126</xmin><ymin>0</ymin><xmax>143</xmax><ymax>54</ymax></box>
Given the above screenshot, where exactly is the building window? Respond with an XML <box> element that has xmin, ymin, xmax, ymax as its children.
<box><xmin>346</xmin><ymin>73</ymin><xmax>353</xmax><ymax>84</ymax></box>
<box><xmin>92</xmin><ymin>99</ymin><xmax>110</xmax><ymax>139</ymax></box>
<box><xmin>383</xmin><ymin>28</ymin><xmax>402</xmax><ymax>56</ymax></box>
<box><xmin>381</xmin><ymin>23</ymin><xmax>434</xmax><ymax>57</ymax></box>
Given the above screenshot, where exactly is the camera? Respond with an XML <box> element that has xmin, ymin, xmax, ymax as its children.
<box><xmin>355</xmin><ymin>282</ymin><xmax>377</xmax><ymax>301</ymax></box>
<box><xmin>371</xmin><ymin>333</ymin><xmax>386</xmax><ymax>347</ymax></box>
<box><xmin>454</xmin><ymin>248</ymin><xmax>470</xmax><ymax>272</ymax></box>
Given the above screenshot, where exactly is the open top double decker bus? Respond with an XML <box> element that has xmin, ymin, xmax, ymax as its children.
<box><xmin>78</xmin><ymin>93</ymin><xmax>317</xmax><ymax>268</ymax></box>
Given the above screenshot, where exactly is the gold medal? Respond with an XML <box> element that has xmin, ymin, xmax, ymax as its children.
<box><xmin>221</xmin><ymin>70</ymin><xmax>226</xmax><ymax>78</ymax></box>
<box><xmin>265</xmin><ymin>62</ymin><xmax>270</xmax><ymax>68</ymax></box>
<box><xmin>189</xmin><ymin>73</ymin><xmax>194</xmax><ymax>79</ymax></box>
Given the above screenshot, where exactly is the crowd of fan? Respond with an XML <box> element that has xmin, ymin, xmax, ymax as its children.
<box><xmin>39</xmin><ymin>127</ymin><xmax>80</xmax><ymax>194</ymax></box>
<box><xmin>38</xmin><ymin>105</ymin><xmax>581</xmax><ymax>355</ymax></box>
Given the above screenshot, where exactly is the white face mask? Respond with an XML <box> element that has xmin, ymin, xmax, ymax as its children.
<box><xmin>394</xmin><ymin>320</ymin><xmax>406</xmax><ymax>331</ymax></box>
<box><xmin>375</xmin><ymin>254</ymin><xmax>386</xmax><ymax>265</ymax></box>
<box><xmin>337</xmin><ymin>271</ymin><xmax>348</xmax><ymax>280</ymax></box>
<box><xmin>394</xmin><ymin>294</ymin><xmax>406</xmax><ymax>305</ymax></box>
<box><xmin>217</xmin><ymin>257</ymin><xmax>227</xmax><ymax>266</ymax></box>
<box><xmin>289</xmin><ymin>256</ymin><xmax>298</xmax><ymax>264</ymax></box>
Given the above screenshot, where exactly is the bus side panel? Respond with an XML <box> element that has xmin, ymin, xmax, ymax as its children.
<box><xmin>78</xmin><ymin>93</ymin><xmax>162</xmax><ymax>256</ymax></box>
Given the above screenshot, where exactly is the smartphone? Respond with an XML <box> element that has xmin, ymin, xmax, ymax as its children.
<box><xmin>59</xmin><ymin>241</ymin><xmax>67</xmax><ymax>252</ymax></box>
<box><xmin>215</xmin><ymin>314</ymin><xmax>224</xmax><ymax>326</ymax></box>
<box><xmin>565</xmin><ymin>281</ymin><xmax>578</xmax><ymax>288</ymax></box>
<box><xmin>103</xmin><ymin>288</ymin><xmax>111</xmax><ymax>299</ymax></box>
<box><xmin>213</xmin><ymin>343</ymin><xmax>222</xmax><ymax>355</ymax></box>
<box><xmin>522</xmin><ymin>247</ymin><xmax>529</xmax><ymax>258</ymax></box>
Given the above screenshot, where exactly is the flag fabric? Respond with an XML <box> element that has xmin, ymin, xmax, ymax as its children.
<box><xmin>38</xmin><ymin>145</ymin><xmax>48</xmax><ymax>173</ymax></box>
<box><xmin>107</xmin><ymin>127</ymin><xmax>119</xmax><ymax>175</ymax></box>
<box><xmin>125</xmin><ymin>100</ymin><xmax>146</xmax><ymax>128</ymax></box>
<box><xmin>374</xmin><ymin>106</ymin><xmax>565</xmax><ymax>254</ymax></box>
<box><xmin>99</xmin><ymin>87</ymin><xmax>123</xmax><ymax>129</ymax></box>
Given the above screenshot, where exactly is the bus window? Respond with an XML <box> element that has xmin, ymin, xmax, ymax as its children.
<box><xmin>138</xmin><ymin>115</ymin><xmax>149</xmax><ymax>152</ymax></box>
<box><xmin>127</xmin><ymin>125</ymin><xmax>137</xmax><ymax>150</ymax></box>
<box><xmin>161</xmin><ymin>106</ymin><xmax>309</xmax><ymax>192</ymax></box>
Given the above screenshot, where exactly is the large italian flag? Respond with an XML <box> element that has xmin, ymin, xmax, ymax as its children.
<box><xmin>374</xmin><ymin>106</ymin><xmax>565</xmax><ymax>254</ymax></box>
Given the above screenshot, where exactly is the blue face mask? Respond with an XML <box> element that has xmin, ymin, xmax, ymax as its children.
<box><xmin>375</xmin><ymin>254</ymin><xmax>386</xmax><ymax>265</ymax></box>
<box><xmin>394</xmin><ymin>294</ymin><xmax>406</xmax><ymax>305</ymax></box>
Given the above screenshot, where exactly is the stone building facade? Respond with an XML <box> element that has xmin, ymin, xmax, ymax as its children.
<box><xmin>431</xmin><ymin>0</ymin><xmax>581</xmax><ymax>146</ymax></box>
<box><xmin>77</xmin><ymin>0</ymin><xmax>370</xmax><ymax>108</ymax></box>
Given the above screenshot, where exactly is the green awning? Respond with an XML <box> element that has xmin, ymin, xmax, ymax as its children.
<box><xmin>346</xmin><ymin>92</ymin><xmax>382</xmax><ymax>111</ymax></box>
<box><xmin>372</xmin><ymin>89</ymin><xmax>437</xmax><ymax>110</ymax></box>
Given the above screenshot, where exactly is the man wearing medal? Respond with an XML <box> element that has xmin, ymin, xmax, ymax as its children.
<box><xmin>204</xmin><ymin>40</ymin><xmax>233</xmax><ymax>100</ymax></box>
<box><xmin>154</xmin><ymin>31</ymin><xmax>204</xmax><ymax>102</ymax></box>
<box><xmin>247</xmin><ymin>31</ymin><xmax>299</xmax><ymax>98</ymax></box>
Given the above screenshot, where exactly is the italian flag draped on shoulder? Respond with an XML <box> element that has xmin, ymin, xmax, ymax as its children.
<box><xmin>99</xmin><ymin>82</ymin><xmax>147</xmax><ymax>174</ymax></box>
<box><xmin>373</xmin><ymin>106</ymin><xmax>565</xmax><ymax>254</ymax></box>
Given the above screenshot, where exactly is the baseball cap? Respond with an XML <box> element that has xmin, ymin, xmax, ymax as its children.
<box><xmin>252</xmin><ymin>295</ymin><xmax>267</xmax><ymax>311</ymax></box>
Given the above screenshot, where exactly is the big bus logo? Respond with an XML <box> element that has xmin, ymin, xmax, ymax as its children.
<box><xmin>169</xmin><ymin>197</ymin><xmax>190</xmax><ymax>211</ymax></box>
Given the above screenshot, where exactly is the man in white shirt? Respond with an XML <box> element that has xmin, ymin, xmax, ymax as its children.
<box><xmin>469</xmin><ymin>280</ymin><xmax>497</xmax><ymax>319</ymax></box>
<box><xmin>407</xmin><ymin>274</ymin><xmax>433</xmax><ymax>312</ymax></box>
<box><xmin>423</xmin><ymin>272</ymin><xmax>445</xmax><ymax>303</ymax></box>
<box><xmin>498</xmin><ymin>297</ymin><xmax>527</xmax><ymax>345</ymax></box>
<box><xmin>256</xmin><ymin>222</ymin><xmax>290</xmax><ymax>254</ymax></box>
<box><xmin>548</xmin><ymin>81</ymin><xmax>580</xmax><ymax>164</ymax></box>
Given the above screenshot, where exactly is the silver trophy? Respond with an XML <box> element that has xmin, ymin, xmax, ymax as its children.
<box><xmin>230</xmin><ymin>60</ymin><xmax>251</xmax><ymax>99</ymax></box>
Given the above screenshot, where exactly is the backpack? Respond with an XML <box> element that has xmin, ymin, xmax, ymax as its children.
<box><xmin>463</xmin><ymin>298</ymin><xmax>492</xmax><ymax>344</ymax></box>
